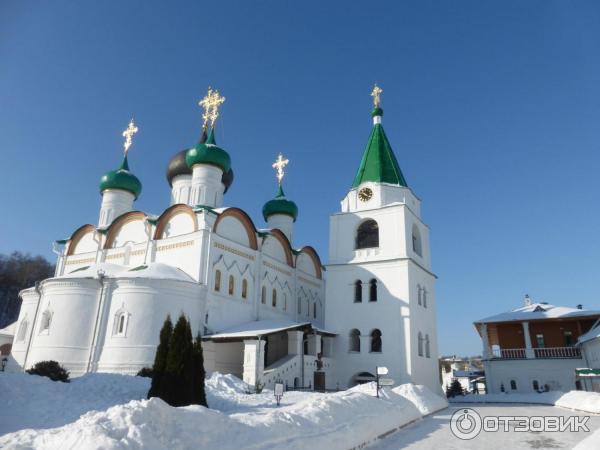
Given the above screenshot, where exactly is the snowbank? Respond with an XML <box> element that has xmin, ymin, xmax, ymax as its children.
<box><xmin>574</xmin><ymin>427</ymin><xmax>600</xmax><ymax>450</ymax></box>
<box><xmin>0</xmin><ymin>372</ymin><xmax>150</xmax><ymax>435</ymax></box>
<box><xmin>0</xmin><ymin>372</ymin><xmax>448</xmax><ymax>450</ymax></box>
<box><xmin>451</xmin><ymin>390</ymin><xmax>600</xmax><ymax>414</ymax></box>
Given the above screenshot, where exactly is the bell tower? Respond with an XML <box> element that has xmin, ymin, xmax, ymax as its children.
<box><xmin>325</xmin><ymin>86</ymin><xmax>441</xmax><ymax>394</ymax></box>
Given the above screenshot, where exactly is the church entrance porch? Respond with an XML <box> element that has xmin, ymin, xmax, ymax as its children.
<box><xmin>202</xmin><ymin>319</ymin><xmax>336</xmax><ymax>390</ymax></box>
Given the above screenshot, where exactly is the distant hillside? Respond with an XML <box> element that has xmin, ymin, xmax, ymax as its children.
<box><xmin>0</xmin><ymin>252</ymin><xmax>54</xmax><ymax>329</ymax></box>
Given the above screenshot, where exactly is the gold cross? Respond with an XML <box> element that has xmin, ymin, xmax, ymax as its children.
<box><xmin>371</xmin><ymin>84</ymin><xmax>383</xmax><ymax>107</ymax></box>
<box><xmin>272</xmin><ymin>153</ymin><xmax>289</xmax><ymax>185</ymax></box>
<box><xmin>199</xmin><ymin>87</ymin><xmax>226</xmax><ymax>128</ymax></box>
<box><xmin>122</xmin><ymin>119</ymin><xmax>138</xmax><ymax>156</ymax></box>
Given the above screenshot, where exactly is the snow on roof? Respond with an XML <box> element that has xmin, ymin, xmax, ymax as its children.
<box><xmin>204</xmin><ymin>319</ymin><xmax>311</xmax><ymax>341</ymax></box>
<box><xmin>578</xmin><ymin>319</ymin><xmax>600</xmax><ymax>344</ymax></box>
<box><xmin>475</xmin><ymin>303</ymin><xmax>600</xmax><ymax>324</ymax></box>
<box><xmin>60</xmin><ymin>262</ymin><xmax>195</xmax><ymax>282</ymax></box>
<box><xmin>0</xmin><ymin>321</ymin><xmax>17</xmax><ymax>337</ymax></box>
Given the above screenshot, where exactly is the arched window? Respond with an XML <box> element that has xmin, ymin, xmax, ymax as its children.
<box><xmin>214</xmin><ymin>270</ymin><xmax>221</xmax><ymax>292</ymax></box>
<box><xmin>418</xmin><ymin>332</ymin><xmax>424</xmax><ymax>356</ymax></box>
<box><xmin>532</xmin><ymin>380</ymin><xmax>539</xmax><ymax>391</ymax></box>
<box><xmin>313</xmin><ymin>303</ymin><xmax>317</xmax><ymax>319</ymax></box>
<box><xmin>510</xmin><ymin>380</ymin><xmax>517</xmax><ymax>391</ymax></box>
<box><xmin>417</xmin><ymin>285</ymin><xmax>422</xmax><ymax>305</ymax></box>
<box><xmin>305</xmin><ymin>299</ymin><xmax>309</xmax><ymax>316</ymax></box>
<box><xmin>39</xmin><ymin>310</ymin><xmax>52</xmax><ymax>334</ymax></box>
<box><xmin>113</xmin><ymin>311</ymin><xmax>128</xmax><ymax>337</ymax></box>
<box><xmin>412</xmin><ymin>224</ymin><xmax>422</xmax><ymax>256</ymax></box>
<box><xmin>261</xmin><ymin>286</ymin><xmax>266</xmax><ymax>304</ymax></box>
<box><xmin>297</xmin><ymin>297</ymin><xmax>302</xmax><ymax>314</ymax></box>
<box><xmin>272</xmin><ymin>289</ymin><xmax>277</xmax><ymax>307</ymax></box>
<box><xmin>423</xmin><ymin>289</ymin><xmax>427</xmax><ymax>308</ymax></box>
<box><xmin>17</xmin><ymin>319</ymin><xmax>28</xmax><ymax>341</ymax></box>
<box><xmin>349</xmin><ymin>329</ymin><xmax>361</xmax><ymax>352</ymax></box>
<box><xmin>370</xmin><ymin>329</ymin><xmax>382</xmax><ymax>353</ymax></box>
<box><xmin>228</xmin><ymin>275</ymin><xmax>235</xmax><ymax>296</ymax></box>
<box><xmin>283</xmin><ymin>293</ymin><xmax>287</xmax><ymax>311</ymax></box>
<box><xmin>355</xmin><ymin>219</ymin><xmax>379</xmax><ymax>249</ymax></box>
<box><xmin>369</xmin><ymin>279</ymin><xmax>377</xmax><ymax>302</ymax></box>
<box><xmin>354</xmin><ymin>280</ymin><xmax>362</xmax><ymax>303</ymax></box>
<box><xmin>242</xmin><ymin>279</ymin><xmax>248</xmax><ymax>299</ymax></box>
<box><xmin>425</xmin><ymin>334</ymin><xmax>430</xmax><ymax>358</ymax></box>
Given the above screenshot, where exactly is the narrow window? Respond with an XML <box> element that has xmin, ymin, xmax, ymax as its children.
<box><xmin>349</xmin><ymin>329</ymin><xmax>361</xmax><ymax>352</ymax></box>
<box><xmin>418</xmin><ymin>332</ymin><xmax>424</xmax><ymax>356</ymax></box>
<box><xmin>354</xmin><ymin>280</ymin><xmax>362</xmax><ymax>303</ymax></box>
<box><xmin>423</xmin><ymin>289</ymin><xmax>427</xmax><ymax>308</ymax></box>
<box><xmin>261</xmin><ymin>286</ymin><xmax>266</xmax><ymax>304</ymax></box>
<box><xmin>370</xmin><ymin>329</ymin><xmax>382</xmax><ymax>353</ymax></box>
<box><xmin>214</xmin><ymin>270</ymin><xmax>221</xmax><ymax>292</ymax></box>
<box><xmin>118</xmin><ymin>314</ymin><xmax>126</xmax><ymax>334</ymax></box>
<box><xmin>536</xmin><ymin>334</ymin><xmax>545</xmax><ymax>348</ymax></box>
<box><xmin>510</xmin><ymin>380</ymin><xmax>517</xmax><ymax>391</ymax></box>
<box><xmin>532</xmin><ymin>380</ymin><xmax>539</xmax><ymax>391</ymax></box>
<box><xmin>297</xmin><ymin>297</ymin><xmax>301</xmax><ymax>314</ymax></box>
<box><xmin>17</xmin><ymin>320</ymin><xmax>28</xmax><ymax>341</ymax></box>
<box><xmin>500</xmin><ymin>383</ymin><xmax>505</xmax><ymax>393</ymax></box>
<box><xmin>39</xmin><ymin>310</ymin><xmax>52</xmax><ymax>334</ymax></box>
<box><xmin>272</xmin><ymin>289</ymin><xmax>277</xmax><ymax>307</ymax></box>
<box><xmin>355</xmin><ymin>219</ymin><xmax>379</xmax><ymax>249</ymax></box>
<box><xmin>305</xmin><ymin>299</ymin><xmax>309</xmax><ymax>316</ymax></box>
<box><xmin>369</xmin><ymin>279</ymin><xmax>377</xmax><ymax>302</ymax></box>
<box><xmin>242</xmin><ymin>279</ymin><xmax>248</xmax><ymax>299</ymax></box>
<box><xmin>563</xmin><ymin>331</ymin><xmax>573</xmax><ymax>347</ymax></box>
<box><xmin>228</xmin><ymin>275</ymin><xmax>235</xmax><ymax>296</ymax></box>
<box><xmin>412</xmin><ymin>224</ymin><xmax>422</xmax><ymax>256</ymax></box>
<box><xmin>417</xmin><ymin>285</ymin><xmax>422</xmax><ymax>305</ymax></box>
<box><xmin>283</xmin><ymin>293</ymin><xmax>287</xmax><ymax>311</ymax></box>
<box><xmin>425</xmin><ymin>334</ymin><xmax>430</xmax><ymax>358</ymax></box>
<box><xmin>313</xmin><ymin>303</ymin><xmax>317</xmax><ymax>319</ymax></box>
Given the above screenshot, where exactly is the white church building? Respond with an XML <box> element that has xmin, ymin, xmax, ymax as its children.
<box><xmin>9</xmin><ymin>87</ymin><xmax>440</xmax><ymax>393</ymax></box>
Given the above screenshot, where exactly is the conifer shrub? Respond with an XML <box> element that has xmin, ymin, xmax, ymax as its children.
<box><xmin>26</xmin><ymin>360</ymin><xmax>69</xmax><ymax>382</ymax></box>
<box><xmin>446</xmin><ymin>379</ymin><xmax>464</xmax><ymax>398</ymax></box>
<box><xmin>148</xmin><ymin>314</ymin><xmax>207</xmax><ymax>407</ymax></box>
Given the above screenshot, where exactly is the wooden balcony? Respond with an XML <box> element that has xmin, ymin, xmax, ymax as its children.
<box><xmin>491</xmin><ymin>346</ymin><xmax>581</xmax><ymax>360</ymax></box>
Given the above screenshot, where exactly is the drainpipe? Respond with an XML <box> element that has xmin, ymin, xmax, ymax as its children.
<box><xmin>87</xmin><ymin>270</ymin><xmax>106</xmax><ymax>372</ymax></box>
<box><xmin>22</xmin><ymin>281</ymin><xmax>43</xmax><ymax>371</ymax></box>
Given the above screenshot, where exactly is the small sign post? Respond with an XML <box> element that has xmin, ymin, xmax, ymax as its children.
<box><xmin>376</xmin><ymin>366</ymin><xmax>389</xmax><ymax>398</ymax></box>
<box><xmin>274</xmin><ymin>382</ymin><xmax>284</xmax><ymax>406</ymax></box>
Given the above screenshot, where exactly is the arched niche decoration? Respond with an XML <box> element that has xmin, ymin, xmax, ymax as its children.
<box><xmin>297</xmin><ymin>246</ymin><xmax>323</xmax><ymax>279</ymax></box>
<box><xmin>213</xmin><ymin>207</ymin><xmax>258</xmax><ymax>250</ymax></box>
<box><xmin>266</xmin><ymin>229</ymin><xmax>294</xmax><ymax>267</ymax></box>
<box><xmin>153</xmin><ymin>204</ymin><xmax>197</xmax><ymax>240</ymax></box>
<box><xmin>66</xmin><ymin>224</ymin><xmax>97</xmax><ymax>256</ymax></box>
<box><xmin>103</xmin><ymin>211</ymin><xmax>147</xmax><ymax>249</ymax></box>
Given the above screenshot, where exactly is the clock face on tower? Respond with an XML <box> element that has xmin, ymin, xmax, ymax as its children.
<box><xmin>358</xmin><ymin>187</ymin><xmax>373</xmax><ymax>202</ymax></box>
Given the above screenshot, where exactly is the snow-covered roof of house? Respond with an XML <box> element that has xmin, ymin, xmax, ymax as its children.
<box><xmin>204</xmin><ymin>319</ymin><xmax>312</xmax><ymax>341</ymax></box>
<box><xmin>0</xmin><ymin>321</ymin><xmax>16</xmax><ymax>337</ymax></box>
<box><xmin>60</xmin><ymin>262</ymin><xmax>195</xmax><ymax>282</ymax></box>
<box><xmin>475</xmin><ymin>303</ymin><xmax>600</xmax><ymax>324</ymax></box>
<box><xmin>577</xmin><ymin>319</ymin><xmax>600</xmax><ymax>344</ymax></box>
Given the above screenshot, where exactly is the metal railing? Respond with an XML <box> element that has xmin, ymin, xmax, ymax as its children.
<box><xmin>493</xmin><ymin>348</ymin><xmax>526</xmax><ymax>359</ymax></box>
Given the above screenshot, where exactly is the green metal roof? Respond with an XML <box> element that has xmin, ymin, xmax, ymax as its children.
<box><xmin>351</xmin><ymin>110</ymin><xmax>408</xmax><ymax>189</ymax></box>
<box><xmin>262</xmin><ymin>185</ymin><xmax>298</xmax><ymax>222</ymax></box>
<box><xmin>99</xmin><ymin>155</ymin><xmax>143</xmax><ymax>199</ymax></box>
<box><xmin>186</xmin><ymin>127</ymin><xmax>231</xmax><ymax>173</ymax></box>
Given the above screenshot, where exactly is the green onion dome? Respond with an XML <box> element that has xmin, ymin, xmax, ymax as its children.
<box><xmin>371</xmin><ymin>107</ymin><xmax>383</xmax><ymax>117</ymax></box>
<box><xmin>185</xmin><ymin>127</ymin><xmax>231</xmax><ymax>173</ymax></box>
<box><xmin>99</xmin><ymin>155</ymin><xmax>142</xmax><ymax>199</ymax></box>
<box><xmin>262</xmin><ymin>185</ymin><xmax>298</xmax><ymax>222</ymax></box>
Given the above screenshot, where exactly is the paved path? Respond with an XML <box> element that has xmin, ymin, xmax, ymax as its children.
<box><xmin>369</xmin><ymin>403</ymin><xmax>600</xmax><ymax>449</ymax></box>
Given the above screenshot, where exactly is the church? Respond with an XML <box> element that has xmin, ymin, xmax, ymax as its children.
<box><xmin>9</xmin><ymin>86</ymin><xmax>440</xmax><ymax>394</ymax></box>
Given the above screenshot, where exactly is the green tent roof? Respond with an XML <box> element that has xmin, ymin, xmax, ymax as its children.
<box><xmin>351</xmin><ymin>110</ymin><xmax>408</xmax><ymax>189</ymax></box>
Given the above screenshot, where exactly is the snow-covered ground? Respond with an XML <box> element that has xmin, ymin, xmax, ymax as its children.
<box><xmin>369</xmin><ymin>403</ymin><xmax>600</xmax><ymax>450</ymax></box>
<box><xmin>0</xmin><ymin>372</ymin><xmax>447</xmax><ymax>450</ymax></box>
<box><xmin>451</xmin><ymin>390</ymin><xmax>600</xmax><ymax>414</ymax></box>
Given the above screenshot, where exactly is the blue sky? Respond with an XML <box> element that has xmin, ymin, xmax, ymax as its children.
<box><xmin>1</xmin><ymin>1</ymin><xmax>599</xmax><ymax>356</ymax></box>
